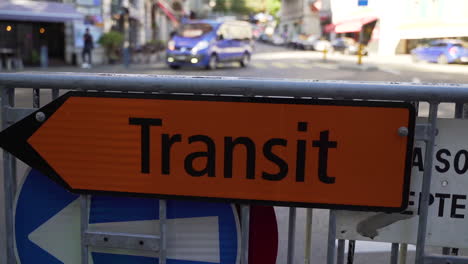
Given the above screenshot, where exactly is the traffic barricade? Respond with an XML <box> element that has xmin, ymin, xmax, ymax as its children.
<box><xmin>1</xmin><ymin>72</ymin><xmax>468</xmax><ymax>264</ymax></box>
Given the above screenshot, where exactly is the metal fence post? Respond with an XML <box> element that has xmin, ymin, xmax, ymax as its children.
<box><xmin>159</xmin><ymin>199</ymin><xmax>167</xmax><ymax>264</ymax></box>
<box><xmin>2</xmin><ymin>86</ymin><xmax>16</xmax><ymax>264</ymax></box>
<box><xmin>415</xmin><ymin>102</ymin><xmax>439</xmax><ymax>264</ymax></box>
<box><xmin>337</xmin><ymin>239</ymin><xmax>345</xmax><ymax>264</ymax></box>
<box><xmin>390</xmin><ymin>243</ymin><xmax>399</xmax><ymax>264</ymax></box>
<box><xmin>347</xmin><ymin>240</ymin><xmax>355</xmax><ymax>264</ymax></box>
<box><xmin>455</xmin><ymin>103</ymin><xmax>464</xmax><ymax>119</ymax></box>
<box><xmin>327</xmin><ymin>210</ymin><xmax>337</xmax><ymax>264</ymax></box>
<box><xmin>33</xmin><ymin>88</ymin><xmax>40</xmax><ymax>108</ymax></box>
<box><xmin>442</xmin><ymin>247</ymin><xmax>450</xmax><ymax>255</ymax></box>
<box><xmin>399</xmin><ymin>243</ymin><xmax>408</xmax><ymax>264</ymax></box>
<box><xmin>304</xmin><ymin>208</ymin><xmax>313</xmax><ymax>264</ymax></box>
<box><xmin>463</xmin><ymin>103</ymin><xmax>468</xmax><ymax>119</ymax></box>
<box><xmin>52</xmin><ymin>88</ymin><xmax>59</xmax><ymax>100</ymax></box>
<box><xmin>80</xmin><ymin>195</ymin><xmax>90</xmax><ymax>264</ymax></box>
<box><xmin>241</xmin><ymin>204</ymin><xmax>250</xmax><ymax>264</ymax></box>
<box><xmin>287</xmin><ymin>207</ymin><xmax>296</xmax><ymax>264</ymax></box>
<box><xmin>443</xmin><ymin>103</ymin><xmax>466</xmax><ymax>259</ymax></box>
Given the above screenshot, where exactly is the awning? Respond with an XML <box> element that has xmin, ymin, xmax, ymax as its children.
<box><xmin>0</xmin><ymin>0</ymin><xmax>83</xmax><ymax>22</ymax></box>
<box><xmin>324</xmin><ymin>23</ymin><xmax>335</xmax><ymax>33</ymax></box>
<box><xmin>332</xmin><ymin>16</ymin><xmax>378</xmax><ymax>34</ymax></box>
<box><xmin>157</xmin><ymin>0</ymin><xmax>178</xmax><ymax>25</ymax></box>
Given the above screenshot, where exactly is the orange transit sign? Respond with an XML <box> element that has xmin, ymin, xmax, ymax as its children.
<box><xmin>0</xmin><ymin>92</ymin><xmax>415</xmax><ymax>211</ymax></box>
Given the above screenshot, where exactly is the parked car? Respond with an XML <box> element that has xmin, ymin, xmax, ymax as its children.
<box><xmin>411</xmin><ymin>40</ymin><xmax>468</xmax><ymax>64</ymax></box>
<box><xmin>331</xmin><ymin>37</ymin><xmax>367</xmax><ymax>55</ymax></box>
<box><xmin>301</xmin><ymin>35</ymin><xmax>319</xmax><ymax>50</ymax></box>
<box><xmin>313</xmin><ymin>38</ymin><xmax>332</xmax><ymax>52</ymax></box>
<box><xmin>288</xmin><ymin>34</ymin><xmax>312</xmax><ymax>49</ymax></box>
<box><xmin>252</xmin><ymin>24</ymin><xmax>264</xmax><ymax>39</ymax></box>
<box><xmin>258</xmin><ymin>33</ymin><xmax>271</xmax><ymax>43</ymax></box>
<box><xmin>271</xmin><ymin>34</ymin><xmax>286</xmax><ymax>46</ymax></box>
<box><xmin>166</xmin><ymin>20</ymin><xmax>254</xmax><ymax>69</ymax></box>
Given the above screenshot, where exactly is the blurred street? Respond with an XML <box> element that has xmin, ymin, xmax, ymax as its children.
<box><xmin>26</xmin><ymin>42</ymin><xmax>468</xmax><ymax>84</ymax></box>
<box><xmin>14</xmin><ymin>40</ymin><xmax>468</xmax><ymax>119</ymax></box>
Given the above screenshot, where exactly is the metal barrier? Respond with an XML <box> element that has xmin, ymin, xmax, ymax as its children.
<box><xmin>2</xmin><ymin>72</ymin><xmax>468</xmax><ymax>264</ymax></box>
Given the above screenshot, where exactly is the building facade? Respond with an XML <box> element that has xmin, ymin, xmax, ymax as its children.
<box><xmin>279</xmin><ymin>0</ymin><xmax>331</xmax><ymax>41</ymax></box>
<box><xmin>0</xmin><ymin>0</ymin><xmax>82</xmax><ymax>66</ymax></box>
<box><xmin>0</xmin><ymin>0</ymin><xmax>205</xmax><ymax>66</ymax></box>
<box><xmin>330</xmin><ymin>0</ymin><xmax>468</xmax><ymax>55</ymax></box>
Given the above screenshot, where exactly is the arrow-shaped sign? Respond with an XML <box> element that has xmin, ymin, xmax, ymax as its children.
<box><xmin>0</xmin><ymin>92</ymin><xmax>415</xmax><ymax>211</ymax></box>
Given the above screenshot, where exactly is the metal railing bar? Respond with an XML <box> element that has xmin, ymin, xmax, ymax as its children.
<box><xmin>327</xmin><ymin>210</ymin><xmax>337</xmax><ymax>264</ymax></box>
<box><xmin>33</xmin><ymin>88</ymin><xmax>40</xmax><ymax>108</ymax></box>
<box><xmin>390</xmin><ymin>243</ymin><xmax>399</xmax><ymax>264</ymax></box>
<box><xmin>415</xmin><ymin>102</ymin><xmax>439</xmax><ymax>264</ymax></box>
<box><xmin>399</xmin><ymin>243</ymin><xmax>408</xmax><ymax>264</ymax></box>
<box><xmin>2</xmin><ymin>86</ymin><xmax>16</xmax><ymax>264</ymax></box>
<box><xmin>337</xmin><ymin>239</ymin><xmax>345</xmax><ymax>264</ymax></box>
<box><xmin>159</xmin><ymin>200</ymin><xmax>167</xmax><ymax>264</ymax></box>
<box><xmin>80</xmin><ymin>195</ymin><xmax>90</xmax><ymax>264</ymax></box>
<box><xmin>52</xmin><ymin>88</ymin><xmax>59</xmax><ymax>100</ymax></box>
<box><xmin>240</xmin><ymin>205</ymin><xmax>250</xmax><ymax>264</ymax></box>
<box><xmin>83</xmin><ymin>231</ymin><xmax>160</xmax><ymax>251</ymax></box>
<box><xmin>1</xmin><ymin>73</ymin><xmax>468</xmax><ymax>102</ymax></box>
<box><xmin>347</xmin><ymin>240</ymin><xmax>355</xmax><ymax>264</ymax></box>
<box><xmin>442</xmin><ymin>247</ymin><xmax>451</xmax><ymax>255</ymax></box>
<box><xmin>286</xmin><ymin>207</ymin><xmax>296</xmax><ymax>264</ymax></box>
<box><xmin>455</xmin><ymin>103</ymin><xmax>464</xmax><ymax>118</ymax></box>
<box><xmin>304</xmin><ymin>208</ymin><xmax>313</xmax><ymax>264</ymax></box>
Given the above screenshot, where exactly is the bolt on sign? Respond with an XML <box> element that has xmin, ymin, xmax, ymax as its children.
<box><xmin>0</xmin><ymin>92</ymin><xmax>415</xmax><ymax>211</ymax></box>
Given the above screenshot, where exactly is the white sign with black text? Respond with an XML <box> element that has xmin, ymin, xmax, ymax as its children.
<box><xmin>336</xmin><ymin>118</ymin><xmax>468</xmax><ymax>248</ymax></box>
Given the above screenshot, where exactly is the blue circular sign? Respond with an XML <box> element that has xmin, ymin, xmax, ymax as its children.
<box><xmin>15</xmin><ymin>169</ymin><xmax>240</xmax><ymax>263</ymax></box>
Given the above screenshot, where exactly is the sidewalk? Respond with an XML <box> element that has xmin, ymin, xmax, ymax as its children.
<box><xmin>19</xmin><ymin>63</ymin><xmax>168</xmax><ymax>74</ymax></box>
<box><xmin>253</xmin><ymin>51</ymin><xmax>468</xmax><ymax>75</ymax></box>
<box><xmin>337</xmin><ymin>53</ymin><xmax>468</xmax><ymax>75</ymax></box>
<box><xmin>14</xmin><ymin>51</ymin><xmax>468</xmax><ymax>76</ymax></box>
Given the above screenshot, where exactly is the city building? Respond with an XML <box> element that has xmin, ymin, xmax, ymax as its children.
<box><xmin>187</xmin><ymin>0</ymin><xmax>215</xmax><ymax>19</ymax></box>
<box><xmin>395</xmin><ymin>0</ymin><xmax>468</xmax><ymax>54</ymax></box>
<box><xmin>0</xmin><ymin>0</ymin><xmax>82</xmax><ymax>66</ymax></box>
<box><xmin>279</xmin><ymin>0</ymin><xmax>331</xmax><ymax>41</ymax></box>
<box><xmin>0</xmin><ymin>0</ymin><xmax>206</xmax><ymax>67</ymax></box>
<box><xmin>153</xmin><ymin>0</ymin><xmax>179</xmax><ymax>44</ymax></box>
<box><xmin>329</xmin><ymin>0</ymin><xmax>468</xmax><ymax>56</ymax></box>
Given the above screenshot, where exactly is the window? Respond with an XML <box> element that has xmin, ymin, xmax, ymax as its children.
<box><xmin>178</xmin><ymin>23</ymin><xmax>213</xmax><ymax>38</ymax></box>
<box><xmin>429</xmin><ymin>42</ymin><xmax>447</xmax><ymax>47</ymax></box>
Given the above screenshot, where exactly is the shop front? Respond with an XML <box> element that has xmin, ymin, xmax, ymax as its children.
<box><xmin>0</xmin><ymin>0</ymin><xmax>82</xmax><ymax>66</ymax></box>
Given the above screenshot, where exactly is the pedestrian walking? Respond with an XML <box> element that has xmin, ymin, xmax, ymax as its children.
<box><xmin>82</xmin><ymin>28</ymin><xmax>94</xmax><ymax>68</ymax></box>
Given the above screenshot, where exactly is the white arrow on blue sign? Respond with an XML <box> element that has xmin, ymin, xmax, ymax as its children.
<box><xmin>15</xmin><ymin>169</ymin><xmax>240</xmax><ymax>264</ymax></box>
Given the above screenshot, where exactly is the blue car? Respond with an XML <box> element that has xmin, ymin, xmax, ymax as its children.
<box><xmin>411</xmin><ymin>40</ymin><xmax>468</xmax><ymax>64</ymax></box>
<box><xmin>166</xmin><ymin>20</ymin><xmax>254</xmax><ymax>69</ymax></box>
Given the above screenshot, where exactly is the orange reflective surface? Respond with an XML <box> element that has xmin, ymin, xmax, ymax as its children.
<box><xmin>29</xmin><ymin>94</ymin><xmax>414</xmax><ymax>210</ymax></box>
